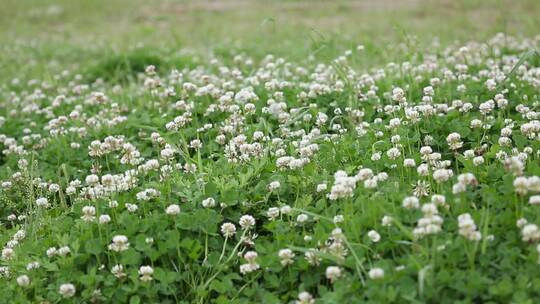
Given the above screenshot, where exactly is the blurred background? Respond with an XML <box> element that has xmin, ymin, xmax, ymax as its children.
<box><xmin>1</xmin><ymin>0</ymin><xmax>539</xmax><ymax>81</ymax></box>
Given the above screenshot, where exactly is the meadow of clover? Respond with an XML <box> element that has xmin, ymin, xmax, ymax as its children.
<box><xmin>1</xmin><ymin>0</ymin><xmax>540</xmax><ymax>303</ymax></box>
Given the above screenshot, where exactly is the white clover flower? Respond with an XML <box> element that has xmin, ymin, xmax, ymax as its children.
<box><xmin>26</xmin><ymin>261</ymin><xmax>40</xmax><ymax>271</ymax></box>
<box><xmin>266</xmin><ymin>207</ymin><xmax>280</xmax><ymax>220</ymax></box>
<box><xmin>431</xmin><ymin>194</ymin><xmax>446</xmax><ymax>206</ymax></box>
<box><xmin>13</xmin><ymin>229</ymin><xmax>25</xmax><ymax>241</ymax></box>
<box><xmin>111</xmin><ymin>264</ymin><xmax>126</xmax><ymax>278</ymax></box>
<box><xmin>356</xmin><ymin>168</ymin><xmax>373</xmax><ymax>181</ymax></box>
<box><xmin>239</xmin><ymin>215</ymin><xmax>256</xmax><ymax>230</ymax></box>
<box><xmin>221</xmin><ymin>223</ymin><xmax>236</xmax><ymax>238</ymax></box>
<box><xmin>166</xmin><ymin>204</ymin><xmax>181</xmax><ymax>215</ymax></box>
<box><xmin>473</xmin><ymin>156</ymin><xmax>484</xmax><ymax>166</ymax></box>
<box><xmin>368</xmin><ymin>267</ymin><xmax>385</xmax><ymax>280</ymax></box>
<box><xmin>240</xmin><ymin>251</ymin><xmax>260</xmax><ymax>274</ymax></box>
<box><xmin>402</xmin><ymin>196</ymin><xmax>419</xmax><ymax>209</ymax></box>
<box><xmin>99</xmin><ymin>214</ymin><xmax>111</xmax><ymax>224</ymax></box>
<box><xmin>367</xmin><ymin>230</ymin><xmax>381</xmax><ymax>242</ymax></box>
<box><xmin>0</xmin><ymin>266</ymin><xmax>9</xmax><ymax>278</ymax></box>
<box><xmin>280</xmin><ymin>205</ymin><xmax>292</xmax><ymax>215</ymax></box>
<box><xmin>81</xmin><ymin>206</ymin><xmax>96</xmax><ymax>222</ymax></box>
<box><xmin>517</xmin><ymin>218</ymin><xmax>528</xmax><ymax>228</ymax></box>
<box><xmin>59</xmin><ymin>283</ymin><xmax>76</xmax><ymax>298</ymax></box>
<box><xmin>201</xmin><ymin>197</ymin><xmax>216</xmax><ymax>208</ymax></box>
<box><xmin>458</xmin><ymin>213</ymin><xmax>481</xmax><ymax>241</ymax></box>
<box><xmin>382</xmin><ymin>215</ymin><xmax>393</xmax><ymax>226</ymax></box>
<box><xmin>36</xmin><ymin>197</ymin><xmax>50</xmax><ymax>208</ymax></box>
<box><xmin>57</xmin><ymin>246</ymin><xmax>71</xmax><ymax>256</ymax></box>
<box><xmin>278</xmin><ymin>249</ymin><xmax>295</xmax><ymax>266</ymax></box>
<box><xmin>1</xmin><ymin>248</ymin><xmax>14</xmax><ymax>260</ymax></box>
<box><xmin>446</xmin><ymin>132</ymin><xmax>463</xmax><ymax>150</ymax></box>
<box><xmin>433</xmin><ymin>169</ymin><xmax>453</xmax><ymax>183</ymax></box>
<box><xmin>139</xmin><ymin>265</ymin><xmax>154</xmax><ymax>282</ymax></box>
<box><xmin>403</xmin><ymin>158</ymin><xmax>416</xmax><ymax>167</ymax></box>
<box><xmin>268</xmin><ymin>181</ymin><xmax>281</xmax><ymax>191</ymax></box>
<box><xmin>190</xmin><ymin>139</ymin><xmax>202</xmax><ymax>149</ymax></box>
<box><xmin>297</xmin><ymin>214</ymin><xmax>309</xmax><ymax>223</ymax></box>
<box><xmin>514</xmin><ymin>177</ymin><xmax>529</xmax><ymax>195</ymax></box>
<box><xmin>333</xmin><ymin>215</ymin><xmax>344</xmax><ymax>224</ymax></box>
<box><xmin>17</xmin><ymin>274</ymin><xmax>30</xmax><ymax>287</ymax></box>
<box><xmin>522</xmin><ymin>224</ymin><xmax>540</xmax><ymax>242</ymax></box>
<box><xmin>126</xmin><ymin>203</ymin><xmax>138</xmax><ymax>212</ymax></box>
<box><xmin>529</xmin><ymin>195</ymin><xmax>540</xmax><ymax>205</ymax></box>
<box><xmin>386</xmin><ymin>147</ymin><xmax>401</xmax><ymax>160</ymax></box>
<box><xmin>328</xmin><ymin>170</ymin><xmax>357</xmax><ymax>200</ymax></box>
<box><xmin>325</xmin><ymin>266</ymin><xmax>342</xmax><ymax>282</ymax></box>
<box><xmin>364</xmin><ymin>178</ymin><xmax>378</xmax><ymax>189</ymax></box>
<box><xmin>296</xmin><ymin>291</ymin><xmax>315</xmax><ymax>304</ymax></box>
<box><xmin>48</xmin><ymin>183</ymin><xmax>60</xmax><ymax>193</ymax></box>
<box><xmin>160</xmin><ymin>148</ymin><xmax>175</xmax><ymax>159</ymax></box>
<box><xmin>46</xmin><ymin>247</ymin><xmax>57</xmax><ymax>257</ymax></box>
<box><xmin>109</xmin><ymin>235</ymin><xmax>129</xmax><ymax>252</ymax></box>
<box><xmin>417</xmin><ymin>164</ymin><xmax>429</xmax><ymax>176</ymax></box>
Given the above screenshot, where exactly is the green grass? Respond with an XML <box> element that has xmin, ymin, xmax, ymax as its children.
<box><xmin>1</xmin><ymin>0</ymin><xmax>539</xmax><ymax>81</ymax></box>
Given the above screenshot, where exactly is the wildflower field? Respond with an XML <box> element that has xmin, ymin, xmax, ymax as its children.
<box><xmin>1</xmin><ymin>0</ymin><xmax>540</xmax><ymax>303</ymax></box>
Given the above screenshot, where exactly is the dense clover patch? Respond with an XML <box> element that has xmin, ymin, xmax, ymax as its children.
<box><xmin>1</xmin><ymin>33</ymin><xmax>540</xmax><ymax>303</ymax></box>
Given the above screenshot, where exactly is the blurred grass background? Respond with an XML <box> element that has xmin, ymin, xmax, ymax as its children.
<box><xmin>0</xmin><ymin>0</ymin><xmax>539</xmax><ymax>81</ymax></box>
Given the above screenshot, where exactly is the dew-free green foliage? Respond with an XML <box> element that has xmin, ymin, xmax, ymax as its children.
<box><xmin>1</xmin><ymin>1</ymin><xmax>540</xmax><ymax>304</ymax></box>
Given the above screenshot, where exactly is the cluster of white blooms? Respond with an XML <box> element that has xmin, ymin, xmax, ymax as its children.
<box><xmin>320</xmin><ymin>228</ymin><xmax>349</xmax><ymax>262</ymax></box>
<box><xmin>1</xmin><ymin>32</ymin><xmax>540</xmax><ymax>302</ymax></box>
<box><xmin>224</xmin><ymin>135</ymin><xmax>266</xmax><ymax>163</ymax></box>
<box><xmin>432</xmin><ymin>168</ymin><xmax>454</xmax><ymax>183</ymax></box>
<box><xmin>328</xmin><ymin>170</ymin><xmax>357</xmax><ymax>200</ymax></box>
<box><xmin>413</xmin><ymin>203</ymin><xmax>443</xmax><ymax>239</ymax></box>
<box><xmin>240</xmin><ymin>251</ymin><xmax>260</xmax><ymax>274</ymax></box>
<box><xmin>88</xmin><ymin>136</ymin><xmax>125</xmax><ymax>158</ymax></box>
<box><xmin>119</xmin><ymin>143</ymin><xmax>143</xmax><ymax>166</ymax></box>
<box><xmin>266</xmin><ymin>205</ymin><xmax>293</xmax><ymax>221</ymax></box>
<box><xmin>1</xmin><ymin>230</ymin><xmax>25</xmax><ymax>262</ymax></box>
<box><xmin>513</xmin><ymin>175</ymin><xmax>540</xmax><ymax>195</ymax></box>
<box><xmin>453</xmin><ymin>173</ymin><xmax>478</xmax><ymax>194</ymax></box>
<box><xmin>275</xmin><ymin>155</ymin><xmax>311</xmax><ymax>170</ymax></box>
<box><xmin>518</xmin><ymin>219</ymin><xmax>540</xmax><ymax>242</ymax></box>
<box><xmin>46</xmin><ymin>246</ymin><xmax>71</xmax><ymax>258</ymax></box>
<box><xmin>136</xmin><ymin>188</ymin><xmax>160</xmax><ymax>201</ymax></box>
<box><xmin>458</xmin><ymin>213</ymin><xmax>482</xmax><ymax>241</ymax></box>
